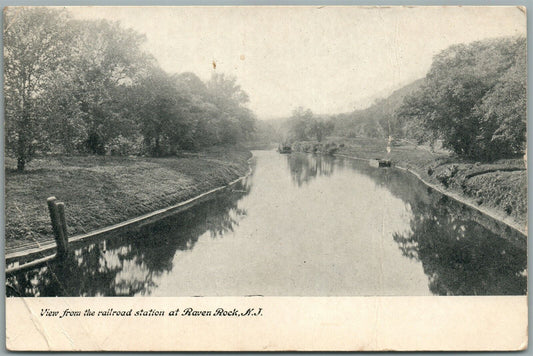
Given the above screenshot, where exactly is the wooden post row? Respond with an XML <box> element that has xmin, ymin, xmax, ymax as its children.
<box><xmin>47</xmin><ymin>196</ymin><xmax>69</xmax><ymax>259</ymax></box>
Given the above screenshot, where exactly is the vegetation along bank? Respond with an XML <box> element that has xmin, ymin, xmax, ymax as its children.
<box><xmin>266</xmin><ymin>36</ymin><xmax>526</xmax><ymax>233</ymax></box>
<box><xmin>288</xmin><ymin>137</ymin><xmax>526</xmax><ymax>234</ymax></box>
<box><xmin>4</xmin><ymin>8</ymin><xmax>258</xmax><ymax>252</ymax></box>
<box><xmin>5</xmin><ymin>147</ymin><xmax>252</xmax><ymax>252</ymax></box>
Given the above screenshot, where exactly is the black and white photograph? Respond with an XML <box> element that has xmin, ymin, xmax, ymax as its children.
<box><xmin>3</xmin><ymin>5</ymin><xmax>528</xmax><ymax>351</ymax></box>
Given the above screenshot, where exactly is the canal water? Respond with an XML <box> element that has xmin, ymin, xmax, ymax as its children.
<box><xmin>6</xmin><ymin>151</ymin><xmax>527</xmax><ymax>296</ymax></box>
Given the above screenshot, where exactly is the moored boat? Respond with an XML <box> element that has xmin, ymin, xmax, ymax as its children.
<box><xmin>369</xmin><ymin>158</ymin><xmax>392</xmax><ymax>168</ymax></box>
<box><xmin>277</xmin><ymin>144</ymin><xmax>292</xmax><ymax>154</ymax></box>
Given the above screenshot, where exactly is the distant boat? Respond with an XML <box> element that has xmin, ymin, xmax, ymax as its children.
<box><xmin>277</xmin><ymin>144</ymin><xmax>292</xmax><ymax>154</ymax></box>
<box><xmin>369</xmin><ymin>159</ymin><xmax>392</xmax><ymax>168</ymax></box>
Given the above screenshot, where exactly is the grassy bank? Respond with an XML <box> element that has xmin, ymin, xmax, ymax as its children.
<box><xmin>294</xmin><ymin>137</ymin><xmax>527</xmax><ymax>230</ymax></box>
<box><xmin>5</xmin><ymin>147</ymin><xmax>252</xmax><ymax>252</ymax></box>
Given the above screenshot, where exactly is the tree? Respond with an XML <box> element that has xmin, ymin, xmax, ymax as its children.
<box><xmin>475</xmin><ymin>43</ymin><xmax>527</xmax><ymax>158</ymax></box>
<box><xmin>286</xmin><ymin>107</ymin><xmax>334</xmax><ymax>143</ymax></box>
<box><xmin>64</xmin><ymin>19</ymin><xmax>152</xmax><ymax>154</ymax></box>
<box><xmin>396</xmin><ymin>85</ymin><xmax>439</xmax><ymax>146</ymax></box>
<box><xmin>40</xmin><ymin>70</ymin><xmax>88</xmax><ymax>154</ymax></box>
<box><xmin>206</xmin><ymin>73</ymin><xmax>256</xmax><ymax>144</ymax></box>
<box><xmin>398</xmin><ymin>36</ymin><xmax>526</xmax><ymax>159</ymax></box>
<box><xmin>4</xmin><ymin>8</ymin><xmax>74</xmax><ymax>170</ymax></box>
<box><xmin>207</xmin><ymin>72</ymin><xmax>249</xmax><ymax>106</ymax></box>
<box><xmin>174</xmin><ymin>72</ymin><xmax>219</xmax><ymax>147</ymax></box>
<box><xmin>288</xmin><ymin>107</ymin><xmax>313</xmax><ymax>141</ymax></box>
<box><xmin>131</xmin><ymin>68</ymin><xmax>192</xmax><ymax>156</ymax></box>
<box><xmin>5</xmin><ymin>9</ymin><xmax>258</xmax><ymax>163</ymax></box>
<box><xmin>307</xmin><ymin>118</ymin><xmax>334</xmax><ymax>142</ymax></box>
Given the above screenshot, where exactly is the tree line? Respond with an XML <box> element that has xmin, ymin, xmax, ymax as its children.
<box><xmin>270</xmin><ymin>107</ymin><xmax>334</xmax><ymax>144</ymax></box>
<box><xmin>329</xmin><ymin>79</ymin><xmax>424</xmax><ymax>139</ymax></box>
<box><xmin>4</xmin><ymin>8</ymin><xmax>256</xmax><ymax>171</ymax></box>
<box><xmin>265</xmin><ymin>36</ymin><xmax>526</xmax><ymax>162</ymax></box>
<box><xmin>398</xmin><ymin>36</ymin><xmax>526</xmax><ymax>160</ymax></box>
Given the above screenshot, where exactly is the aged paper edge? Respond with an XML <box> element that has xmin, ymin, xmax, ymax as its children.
<box><xmin>5</xmin><ymin>296</ymin><xmax>527</xmax><ymax>351</ymax></box>
<box><xmin>3</xmin><ymin>5</ymin><xmax>529</xmax><ymax>353</ymax></box>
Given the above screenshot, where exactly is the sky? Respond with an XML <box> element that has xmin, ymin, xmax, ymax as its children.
<box><xmin>68</xmin><ymin>6</ymin><xmax>526</xmax><ymax>119</ymax></box>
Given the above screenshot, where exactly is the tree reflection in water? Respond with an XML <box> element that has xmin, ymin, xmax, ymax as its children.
<box><xmin>343</xmin><ymin>158</ymin><xmax>527</xmax><ymax>296</ymax></box>
<box><xmin>6</xmin><ymin>154</ymin><xmax>527</xmax><ymax>297</ymax></box>
<box><xmin>391</xmin><ymin>198</ymin><xmax>527</xmax><ymax>296</ymax></box>
<box><xmin>6</xmin><ymin>179</ymin><xmax>251</xmax><ymax>297</ymax></box>
<box><xmin>286</xmin><ymin>153</ymin><xmax>335</xmax><ymax>186</ymax></box>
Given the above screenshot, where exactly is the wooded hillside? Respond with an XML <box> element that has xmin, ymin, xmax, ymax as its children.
<box><xmin>263</xmin><ymin>36</ymin><xmax>527</xmax><ymax>162</ymax></box>
<box><xmin>4</xmin><ymin>8</ymin><xmax>257</xmax><ymax>171</ymax></box>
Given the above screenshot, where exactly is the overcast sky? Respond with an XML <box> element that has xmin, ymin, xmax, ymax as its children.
<box><xmin>69</xmin><ymin>6</ymin><xmax>525</xmax><ymax>119</ymax></box>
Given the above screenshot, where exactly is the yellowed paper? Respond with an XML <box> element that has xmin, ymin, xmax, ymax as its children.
<box><xmin>4</xmin><ymin>6</ymin><xmax>527</xmax><ymax>351</ymax></box>
<box><xmin>5</xmin><ymin>297</ymin><xmax>528</xmax><ymax>351</ymax></box>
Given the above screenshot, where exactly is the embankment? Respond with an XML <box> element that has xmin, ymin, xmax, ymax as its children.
<box><xmin>292</xmin><ymin>137</ymin><xmax>527</xmax><ymax>234</ymax></box>
<box><xmin>5</xmin><ymin>147</ymin><xmax>252</xmax><ymax>254</ymax></box>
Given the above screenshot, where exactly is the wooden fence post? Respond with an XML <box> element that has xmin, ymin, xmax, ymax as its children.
<box><xmin>47</xmin><ymin>197</ymin><xmax>69</xmax><ymax>259</ymax></box>
<box><xmin>56</xmin><ymin>202</ymin><xmax>68</xmax><ymax>242</ymax></box>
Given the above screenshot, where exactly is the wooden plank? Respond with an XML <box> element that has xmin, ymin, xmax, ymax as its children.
<box><xmin>46</xmin><ymin>197</ymin><xmax>68</xmax><ymax>259</ymax></box>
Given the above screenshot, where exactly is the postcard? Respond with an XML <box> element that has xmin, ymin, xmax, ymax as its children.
<box><xmin>4</xmin><ymin>6</ymin><xmax>527</xmax><ymax>351</ymax></box>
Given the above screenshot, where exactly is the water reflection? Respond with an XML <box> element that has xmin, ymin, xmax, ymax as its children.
<box><xmin>283</xmin><ymin>153</ymin><xmax>525</xmax><ymax>295</ymax></box>
<box><xmin>6</xmin><ymin>180</ymin><xmax>251</xmax><ymax>297</ymax></box>
<box><xmin>6</xmin><ymin>152</ymin><xmax>527</xmax><ymax>296</ymax></box>
<box><xmin>286</xmin><ymin>154</ymin><xmax>335</xmax><ymax>186</ymax></box>
<box><xmin>392</xmin><ymin>213</ymin><xmax>527</xmax><ymax>296</ymax></box>
<box><xmin>342</xmin><ymin>157</ymin><xmax>527</xmax><ymax>295</ymax></box>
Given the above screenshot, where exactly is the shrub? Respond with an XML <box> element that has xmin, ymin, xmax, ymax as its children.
<box><xmin>108</xmin><ymin>135</ymin><xmax>143</xmax><ymax>156</ymax></box>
